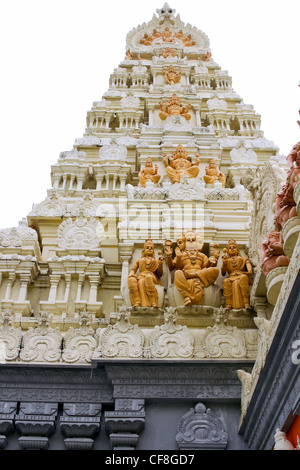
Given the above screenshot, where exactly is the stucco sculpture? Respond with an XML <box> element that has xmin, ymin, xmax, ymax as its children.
<box><xmin>260</xmin><ymin>230</ymin><xmax>289</xmax><ymax>277</ymax></box>
<box><xmin>138</xmin><ymin>157</ymin><xmax>161</xmax><ymax>187</ymax></box>
<box><xmin>159</xmin><ymin>94</ymin><xmax>191</xmax><ymax>121</ymax></box>
<box><xmin>221</xmin><ymin>240</ymin><xmax>252</xmax><ymax>311</ymax></box>
<box><xmin>203</xmin><ymin>158</ymin><xmax>226</xmax><ymax>187</ymax></box>
<box><xmin>164</xmin><ymin>231</ymin><xmax>219</xmax><ymax>306</ymax></box>
<box><xmin>128</xmin><ymin>239</ymin><xmax>164</xmax><ymax>308</ymax></box>
<box><xmin>163</xmin><ymin>144</ymin><xmax>200</xmax><ymax>183</ymax></box>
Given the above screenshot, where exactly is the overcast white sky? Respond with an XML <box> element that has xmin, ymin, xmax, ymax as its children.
<box><xmin>0</xmin><ymin>0</ymin><xmax>299</xmax><ymax>228</ymax></box>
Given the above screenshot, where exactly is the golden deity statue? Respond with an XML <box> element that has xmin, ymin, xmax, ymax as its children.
<box><xmin>161</xmin><ymin>27</ymin><xmax>175</xmax><ymax>42</ymax></box>
<box><xmin>162</xmin><ymin>47</ymin><xmax>176</xmax><ymax>58</ymax></box>
<box><xmin>203</xmin><ymin>158</ymin><xmax>226</xmax><ymax>187</ymax></box>
<box><xmin>159</xmin><ymin>94</ymin><xmax>191</xmax><ymax>121</ymax></box>
<box><xmin>221</xmin><ymin>240</ymin><xmax>253</xmax><ymax>311</ymax></box>
<box><xmin>163</xmin><ymin>65</ymin><xmax>182</xmax><ymax>85</ymax></box>
<box><xmin>164</xmin><ymin>231</ymin><xmax>220</xmax><ymax>306</ymax></box>
<box><xmin>163</xmin><ymin>144</ymin><xmax>200</xmax><ymax>184</ymax></box>
<box><xmin>138</xmin><ymin>157</ymin><xmax>161</xmax><ymax>187</ymax></box>
<box><xmin>128</xmin><ymin>239</ymin><xmax>164</xmax><ymax>308</ymax></box>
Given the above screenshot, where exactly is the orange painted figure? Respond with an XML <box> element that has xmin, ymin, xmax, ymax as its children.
<box><xmin>165</xmin><ymin>231</ymin><xmax>219</xmax><ymax>306</ymax></box>
<box><xmin>128</xmin><ymin>239</ymin><xmax>164</xmax><ymax>308</ymax></box>
<box><xmin>221</xmin><ymin>240</ymin><xmax>252</xmax><ymax>311</ymax></box>
<box><xmin>203</xmin><ymin>158</ymin><xmax>226</xmax><ymax>187</ymax></box>
<box><xmin>163</xmin><ymin>144</ymin><xmax>200</xmax><ymax>183</ymax></box>
<box><xmin>138</xmin><ymin>157</ymin><xmax>161</xmax><ymax>187</ymax></box>
<box><xmin>159</xmin><ymin>94</ymin><xmax>191</xmax><ymax>121</ymax></box>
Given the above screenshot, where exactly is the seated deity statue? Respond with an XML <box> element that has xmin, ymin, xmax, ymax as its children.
<box><xmin>163</xmin><ymin>144</ymin><xmax>200</xmax><ymax>184</ymax></box>
<box><xmin>159</xmin><ymin>94</ymin><xmax>191</xmax><ymax>121</ymax></box>
<box><xmin>162</xmin><ymin>47</ymin><xmax>176</xmax><ymax>58</ymax></box>
<box><xmin>260</xmin><ymin>230</ymin><xmax>289</xmax><ymax>277</ymax></box>
<box><xmin>138</xmin><ymin>157</ymin><xmax>161</xmax><ymax>187</ymax></box>
<box><xmin>125</xmin><ymin>49</ymin><xmax>133</xmax><ymax>60</ymax></box>
<box><xmin>203</xmin><ymin>158</ymin><xmax>226</xmax><ymax>187</ymax></box>
<box><xmin>221</xmin><ymin>240</ymin><xmax>252</xmax><ymax>311</ymax></box>
<box><xmin>128</xmin><ymin>239</ymin><xmax>164</xmax><ymax>308</ymax></box>
<box><xmin>164</xmin><ymin>231</ymin><xmax>220</xmax><ymax>306</ymax></box>
<box><xmin>163</xmin><ymin>65</ymin><xmax>182</xmax><ymax>85</ymax></box>
<box><xmin>162</xmin><ymin>27</ymin><xmax>175</xmax><ymax>42</ymax></box>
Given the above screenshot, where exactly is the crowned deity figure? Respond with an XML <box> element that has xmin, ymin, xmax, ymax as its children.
<box><xmin>260</xmin><ymin>230</ymin><xmax>289</xmax><ymax>277</ymax></box>
<box><xmin>163</xmin><ymin>65</ymin><xmax>182</xmax><ymax>85</ymax></box>
<box><xmin>128</xmin><ymin>239</ymin><xmax>164</xmax><ymax>308</ymax></box>
<box><xmin>138</xmin><ymin>157</ymin><xmax>161</xmax><ymax>187</ymax></box>
<box><xmin>203</xmin><ymin>158</ymin><xmax>226</xmax><ymax>188</ymax></box>
<box><xmin>221</xmin><ymin>240</ymin><xmax>252</xmax><ymax>311</ymax></box>
<box><xmin>164</xmin><ymin>231</ymin><xmax>220</xmax><ymax>306</ymax></box>
<box><xmin>159</xmin><ymin>94</ymin><xmax>191</xmax><ymax>121</ymax></box>
<box><xmin>274</xmin><ymin>169</ymin><xmax>297</xmax><ymax>231</ymax></box>
<box><xmin>163</xmin><ymin>144</ymin><xmax>200</xmax><ymax>184</ymax></box>
<box><xmin>161</xmin><ymin>27</ymin><xmax>175</xmax><ymax>42</ymax></box>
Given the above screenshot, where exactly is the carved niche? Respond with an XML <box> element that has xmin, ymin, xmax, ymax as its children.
<box><xmin>176</xmin><ymin>402</ymin><xmax>228</xmax><ymax>450</ymax></box>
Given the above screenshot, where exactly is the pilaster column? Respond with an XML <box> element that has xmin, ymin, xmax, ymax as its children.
<box><xmin>18</xmin><ymin>273</ymin><xmax>31</xmax><ymax>302</ymax></box>
<box><xmin>119</xmin><ymin>243</ymin><xmax>135</xmax><ymax>290</ymax></box>
<box><xmin>4</xmin><ymin>273</ymin><xmax>16</xmax><ymax>301</ymax></box>
<box><xmin>48</xmin><ymin>274</ymin><xmax>61</xmax><ymax>302</ymax></box>
<box><xmin>76</xmin><ymin>274</ymin><xmax>85</xmax><ymax>302</ymax></box>
<box><xmin>63</xmin><ymin>274</ymin><xmax>72</xmax><ymax>303</ymax></box>
<box><xmin>88</xmin><ymin>275</ymin><xmax>100</xmax><ymax>303</ymax></box>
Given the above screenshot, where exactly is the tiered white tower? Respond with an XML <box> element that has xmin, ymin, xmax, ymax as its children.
<box><xmin>0</xmin><ymin>4</ymin><xmax>287</xmax><ymax>365</ymax></box>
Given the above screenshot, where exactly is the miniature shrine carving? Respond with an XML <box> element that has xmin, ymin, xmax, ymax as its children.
<box><xmin>159</xmin><ymin>94</ymin><xmax>191</xmax><ymax>121</ymax></box>
<box><xmin>138</xmin><ymin>157</ymin><xmax>161</xmax><ymax>187</ymax></box>
<box><xmin>221</xmin><ymin>240</ymin><xmax>252</xmax><ymax>311</ymax></box>
<box><xmin>203</xmin><ymin>158</ymin><xmax>226</xmax><ymax>187</ymax></box>
<box><xmin>128</xmin><ymin>239</ymin><xmax>164</xmax><ymax>308</ymax></box>
<box><xmin>163</xmin><ymin>144</ymin><xmax>200</xmax><ymax>183</ymax></box>
<box><xmin>164</xmin><ymin>231</ymin><xmax>219</xmax><ymax>306</ymax></box>
<box><xmin>260</xmin><ymin>230</ymin><xmax>289</xmax><ymax>277</ymax></box>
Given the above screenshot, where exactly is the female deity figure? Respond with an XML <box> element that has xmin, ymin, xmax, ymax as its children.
<box><xmin>260</xmin><ymin>230</ymin><xmax>289</xmax><ymax>277</ymax></box>
<box><xmin>164</xmin><ymin>231</ymin><xmax>219</xmax><ymax>306</ymax></box>
<box><xmin>128</xmin><ymin>239</ymin><xmax>164</xmax><ymax>308</ymax></box>
<box><xmin>138</xmin><ymin>157</ymin><xmax>161</xmax><ymax>187</ymax></box>
<box><xmin>159</xmin><ymin>94</ymin><xmax>191</xmax><ymax>121</ymax></box>
<box><xmin>221</xmin><ymin>240</ymin><xmax>252</xmax><ymax>311</ymax></box>
<box><xmin>163</xmin><ymin>144</ymin><xmax>200</xmax><ymax>184</ymax></box>
<box><xmin>203</xmin><ymin>158</ymin><xmax>226</xmax><ymax>188</ymax></box>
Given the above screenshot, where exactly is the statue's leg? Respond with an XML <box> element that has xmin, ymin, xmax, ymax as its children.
<box><xmin>144</xmin><ymin>273</ymin><xmax>158</xmax><ymax>308</ymax></box>
<box><xmin>175</xmin><ymin>270</ymin><xmax>193</xmax><ymax>305</ymax></box>
<box><xmin>166</xmin><ymin>166</ymin><xmax>180</xmax><ymax>184</ymax></box>
<box><xmin>239</xmin><ymin>274</ymin><xmax>250</xmax><ymax>309</ymax></box>
<box><xmin>223</xmin><ymin>278</ymin><xmax>232</xmax><ymax>310</ymax></box>
<box><xmin>128</xmin><ymin>276</ymin><xmax>141</xmax><ymax>307</ymax></box>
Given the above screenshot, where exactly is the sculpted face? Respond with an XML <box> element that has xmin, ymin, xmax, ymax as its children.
<box><xmin>145</xmin><ymin>158</ymin><xmax>152</xmax><ymax>167</ymax></box>
<box><xmin>177</xmin><ymin>237</ymin><xmax>185</xmax><ymax>251</ymax></box>
<box><xmin>228</xmin><ymin>242</ymin><xmax>238</xmax><ymax>257</ymax></box>
<box><xmin>144</xmin><ymin>240</ymin><xmax>154</xmax><ymax>256</ymax></box>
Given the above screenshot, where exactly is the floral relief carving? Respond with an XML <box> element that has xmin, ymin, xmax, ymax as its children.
<box><xmin>176</xmin><ymin>402</ymin><xmax>228</xmax><ymax>450</ymax></box>
<box><xmin>0</xmin><ymin>310</ymin><xmax>22</xmax><ymax>361</ymax></box>
<box><xmin>93</xmin><ymin>307</ymin><xmax>144</xmax><ymax>358</ymax></box>
<box><xmin>62</xmin><ymin>312</ymin><xmax>97</xmax><ymax>364</ymax></box>
<box><xmin>149</xmin><ymin>307</ymin><xmax>194</xmax><ymax>358</ymax></box>
<box><xmin>57</xmin><ymin>214</ymin><xmax>101</xmax><ymax>250</ymax></box>
<box><xmin>19</xmin><ymin>311</ymin><xmax>62</xmax><ymax>363</ymax></box>
<box><xmin>202</xmin><ymin>310</ymin><xmax>247</xmax><ymax>358</ymax></box>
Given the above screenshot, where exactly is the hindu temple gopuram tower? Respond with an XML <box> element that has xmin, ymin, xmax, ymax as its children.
<box><xmin>0</xmin><ymin>4</ymin><xmax>299</xmax><ymax>451</ymax></box>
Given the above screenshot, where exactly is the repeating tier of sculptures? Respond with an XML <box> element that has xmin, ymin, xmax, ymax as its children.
<box><xmin>127</xmin><ymin>232</ymin><xmax>252</xmax><ymax>312</ymax></box>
